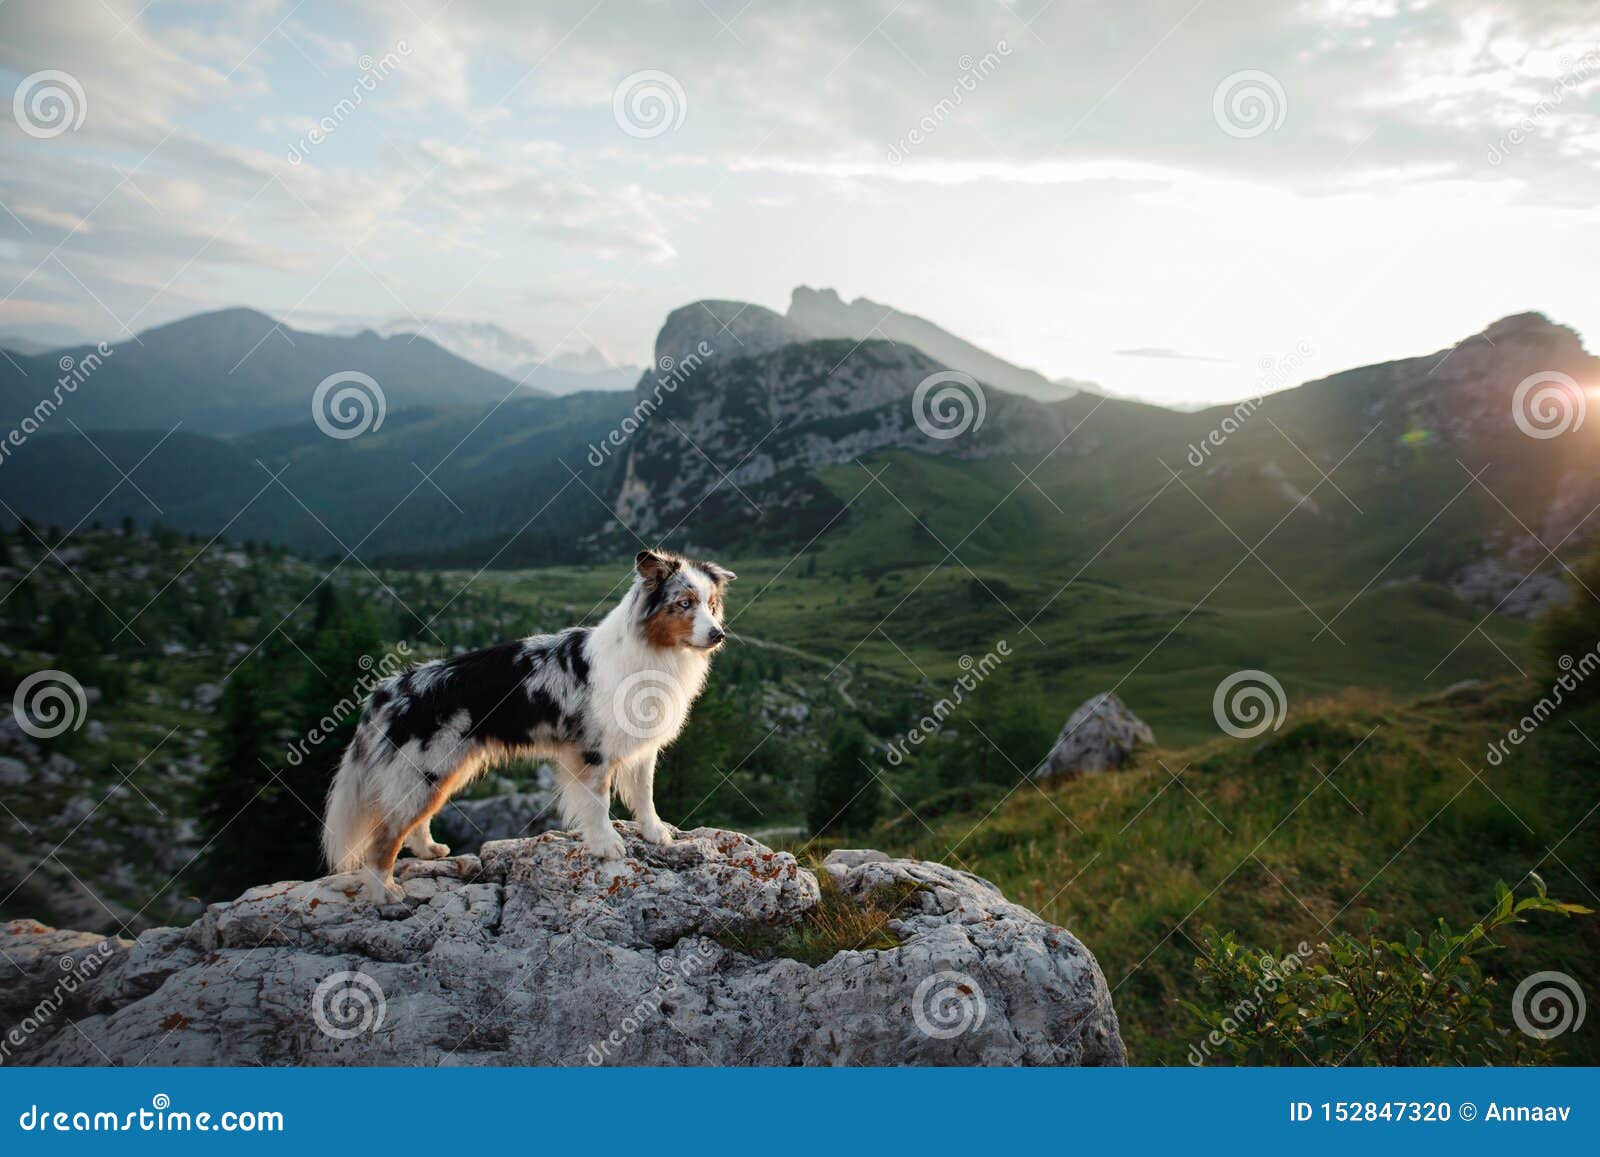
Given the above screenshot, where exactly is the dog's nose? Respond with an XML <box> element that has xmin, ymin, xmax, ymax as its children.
<box><xmin>708</xmin><ymin>627</ymin><xmax>726</xmax><ymax>645</ymax></box>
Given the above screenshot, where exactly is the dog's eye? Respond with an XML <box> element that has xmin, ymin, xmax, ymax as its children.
<box><xmin>678</xmin><ymin>597</ymin><xmax>693</xmax><ymax>609</ymax></box>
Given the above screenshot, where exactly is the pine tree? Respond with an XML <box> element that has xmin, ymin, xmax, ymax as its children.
<box><xmin>191</xmin><ymin>661</ymin><xmax>279</xmax><ymax>900</ymax></box>
<box><xmin>807</xmin><ymin>723</ymin><xmax>880</xmax><ymax>836</ymax></box>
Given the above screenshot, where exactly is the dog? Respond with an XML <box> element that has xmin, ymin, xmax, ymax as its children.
<box><xmin>322</xmin><ymin>549</ymin><xmax>734</xmax><ymax>900</ymax></box>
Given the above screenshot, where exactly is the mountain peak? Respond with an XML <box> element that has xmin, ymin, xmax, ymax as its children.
<box><xmin>653</xmin><ymin>299</ymin><xmax>807</xmax><ymax>369</ymax></box>
<box><xmin>784</xmin><ymin>286</ymin><xmax>1086</xmax><ymax>403</ymax></box>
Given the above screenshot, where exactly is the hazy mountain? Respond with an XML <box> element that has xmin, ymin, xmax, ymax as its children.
<box><xmin>359</xmin><ymin>317</ymin><xmax>545</xmax><ymax>376</ymax></box>
<box><xmin>357</xmin><ymin>316</ymin><xmax>641</xmax><ymax>395</ymax></box>
<box><xmin>507</xmin><ymin>360</ymin><xmax>641</xmax><ymax>395</ymax></box>
<box><xmin>0</xmin><ymin>308</ymin><xmax>543</xmax><ymax>437</ymax></box>
<box><xmin>787</xmin><ymin>286</ymin><xmax>1088</xmax><ymax>403</ymax></box>
<box><xmin>0</xmin><ymin>391</ymin><xmax>634</xmax><ymax>559</ymax></box>
<box><xmin>0</xmin><ymin>336</ymin><xmax>56</xmax><ymax>357</ymax></box>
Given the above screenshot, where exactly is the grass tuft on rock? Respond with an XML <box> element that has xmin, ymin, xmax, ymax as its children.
<box><xmin>715</xmin><ymin>868</ymin><xmax>923</xmax><ymax>966</ymax></box>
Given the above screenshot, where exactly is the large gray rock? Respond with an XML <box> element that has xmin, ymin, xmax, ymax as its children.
<box><xmin>0</xmin><ymin>825</ymin><xmax>1124</xmax><ymax>1066</ymax></box>
<box><xmin>1039</xmin><ymin>692</ymin><xmax>1154</xmax><ymax>777</ymax></box>
<box><xmin>432</xmin><ymin>790</ymin><xmax>558</xmax><ymax>854</ymax></box>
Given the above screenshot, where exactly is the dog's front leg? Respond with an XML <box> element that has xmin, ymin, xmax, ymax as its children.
<box><xmin>558</xmin><ymin>751</ymin><xmax>626</xmax><ymax>861</ymax></box>
<box><xmin>617</xmin><ymin>750</ymin><xmax>673</xmax><ymax>846</ymax></box>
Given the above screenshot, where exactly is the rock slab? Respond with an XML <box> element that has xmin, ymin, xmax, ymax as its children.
<box><xmin>0</xmin><ymin>825</ymin><xmax>1125</xmax><ymax>1066</ymax></box>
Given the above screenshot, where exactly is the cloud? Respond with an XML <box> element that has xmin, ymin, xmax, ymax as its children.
<box><xmin>1</xmin><ymin>0</ymin><xmax>1597</xmax><ymax>389</ymax></box>
<box><xmin>1116</xmin><ymin>347</ymin><xmax>1234</xmax><ymax>364</ymax></box>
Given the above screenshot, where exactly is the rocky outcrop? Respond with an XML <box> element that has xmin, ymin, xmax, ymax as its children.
<box><xmin>1039</xmin><ymin>692</ymin><xmax>1154</xmax><ymax>777</ymax></box>
<box><xmin>0</xmin><ymin>825</ymin><xmax>1124</xmax><ymax>1066</ymax></box>
<box><xmin>614</xmin><ymin>299</ymin><xmax>1080</xmax><ymax>534</ymax></box>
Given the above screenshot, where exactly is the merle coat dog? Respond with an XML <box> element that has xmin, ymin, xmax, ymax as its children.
<box><xmin>322</xmin><ymin>550</ymin><xmax>734</xmax><ymax>899</ymax></box>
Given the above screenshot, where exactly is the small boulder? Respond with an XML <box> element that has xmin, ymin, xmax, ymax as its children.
<box><xmin>1038</xmin><ymin>692</ymin><xmax>1154</xmax><ymax>778</ymax></box>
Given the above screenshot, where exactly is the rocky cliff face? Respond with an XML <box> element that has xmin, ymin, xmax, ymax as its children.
<box><xmin>612</xmin><ymin>299</ymin><xmax>1078</xmax><ymax>536</ymax></box>
<box><xmin>0</xmin><ymin>825</ymin><xmax>1126</xmax><ymax>1066</ymax></box>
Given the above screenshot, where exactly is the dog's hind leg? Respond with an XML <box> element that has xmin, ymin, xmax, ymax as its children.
<box><xmin>557</xmin><ymin>750</ymin><xmax>625</xmax><ymax>861</ymax></box>
<box><xmin>616</xmin><ymin>750</ymin><xmax>673</xmax><ymax>846</ymax></box>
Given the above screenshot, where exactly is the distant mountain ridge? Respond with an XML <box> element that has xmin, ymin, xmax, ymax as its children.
<box><xmin>353</xmin><ymin>316</ymin><xmax>642</xmax><ymax>395</ymax></box>
<box><xmin>786</xmin><ymin>286</ymin><xmax>1094</xmax><ymax>402</ymax></box>
<box><xmin>0</xmin><ymin>294</ymin><xmax>1595</xmax><ymax>624</ymax></box>
<box><xmin>0</xmin><ymin>307</ymin><xmax>545</xmax><ymax>437</ymax></box>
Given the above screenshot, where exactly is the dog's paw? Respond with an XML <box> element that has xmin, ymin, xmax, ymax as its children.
<box><xmin>639</xmin><ymin>821</ymin><xmax>675</xmax><ymax>847</ymax></box>
<box><xmin>587</xmin><ymin>827</ymin><xmax>628</xmax><ymax>862</ymax></box>
<box><xmin>365</xmin><ymin>872</ymin><xmax>407</xmax><ymax>904</ymax></box>
<box><xmin>419</xmin><ymin>840</ymin><xmax>451</xmax><ymax>860</ymax></box>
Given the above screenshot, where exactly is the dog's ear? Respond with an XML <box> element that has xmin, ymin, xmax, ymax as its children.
<box><xmin>703</xmin><ymin>561</ymin><xmax>737</xmax><ymax>584</ymax></box>
<box><xmin>636</xmin><ymin>550</ymin><xmax>679</xmax><ymax>583</ymax></box>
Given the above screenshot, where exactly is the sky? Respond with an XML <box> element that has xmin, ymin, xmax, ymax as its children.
<box><xmin>0</xmin><ymin>0</ymin><xmax>1597</xmax><ymax>407</ymax></box>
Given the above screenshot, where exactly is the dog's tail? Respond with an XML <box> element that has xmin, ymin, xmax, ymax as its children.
<box><xmin>323</xmin><ymin>744</ymin><xmax>375</xmax><ymax>874</ymax></box>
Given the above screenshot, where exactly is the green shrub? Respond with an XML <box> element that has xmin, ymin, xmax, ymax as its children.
<box><xmin>1184</xmin><ymin>877</ymin><xmax>1590</xmax><ymax>1066</ymax></box>
<box><xmin>1534</xmin><ymin>532</ymin><xmax>1600</xmax><ymax>703</ymax></box>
